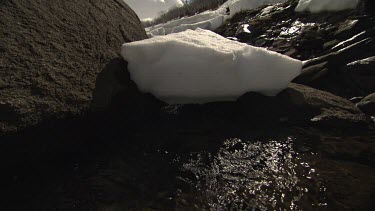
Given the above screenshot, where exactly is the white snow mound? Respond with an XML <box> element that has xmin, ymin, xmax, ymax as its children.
<box><xmin>121</xmin><ymin>29</ymin><xmax>302</xmax><ymax>104</ymax></box>
<box><xmin>295</xmin><ymin>0</ymin><xmax>359</xmax><ymax>13</ymax></box>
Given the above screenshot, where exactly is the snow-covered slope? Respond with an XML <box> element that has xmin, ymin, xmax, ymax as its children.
<box><xmin>295</xmin><ymin>0</ymin><xmax>359</xmax><ymax>13</ymax></box>
<box><xmin>222</xmin><ymin>0</ymin><xmax>287</xmax><ymax>19</ymax></box>
<box><xmin>121</xmin><ymin>29</ymin><xmax>302</xmax><ymax>104</ymax></box>
<box><xmin>147</xmin><ymin>11</ymin><xmax>221</xmax><ymax>36</ymax></box>
<box><xmin>146</xmin><ymin>0</ymin><xmax>287</xmax><ymax>37</ymax></box>
<box><xmin>123</xmin><ymin>0</ymin><xmax>183</xmax><ymax>21</ymax></box>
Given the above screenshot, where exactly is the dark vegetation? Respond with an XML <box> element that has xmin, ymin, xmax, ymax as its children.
<box><xmin>143</xmin><ymin>0</ymin><xmax>228</xmax><ymax>27</ymax></box>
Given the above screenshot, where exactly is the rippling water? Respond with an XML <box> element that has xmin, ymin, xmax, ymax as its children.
<box><xmin>175</xmin><ymin>136</ymin><xmax>326</xmax><ymax>210</ymax></box>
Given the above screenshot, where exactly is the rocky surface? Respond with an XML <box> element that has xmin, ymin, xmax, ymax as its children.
<box><xmin>0</xmin><ymin>0</ymin><xmax>147</xmax><ymax>133</ymax></box>
<box><xmin>216</xmin><ymin>0</ymin><xmax>375</xmax><ymax>99</ymax></box>
<box><xmin>152</xmin><ymin>83</ymin><xmax>369</xmax><ymax>130</ymax></box>
<box><xmin>1</xmin><ymin>0</ymin><xmax>375</xmax><ymax>210</ymax></box>
<box><xmin>357</xmin><ymin>92</ymin><xmax>375</xmax><ymax>115</ymax></box>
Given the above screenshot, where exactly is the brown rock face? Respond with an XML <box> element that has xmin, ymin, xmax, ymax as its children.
<box><xmin>0</xmin><ymin>0</ymin><xmax>147</xmax><ymax>133</ymax></box>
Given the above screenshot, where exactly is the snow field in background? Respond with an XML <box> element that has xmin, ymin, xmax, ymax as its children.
<box><xmin>146</xmin><ymin>0</ymin><xmax>288</xmax><ymax>37</ymax></box>
<box><xmin>123</xmin><ymin>0</ymin><xmax>183</xmax><ymax>21</ymax></box>
<box><xmin>295</xmin><ymin>0</ymin><xmax>359</xmax><ymax>13</ymax></box>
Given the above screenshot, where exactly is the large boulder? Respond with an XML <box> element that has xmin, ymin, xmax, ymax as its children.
<box><xmin>257</xmin><ymin>83</ymin><xmax>368</xmax><ymax>128</ymax></box>
<box><xmin>281</xmin><ymin>83</ymin><xmax>368</xmax><ymax>128</ymax></box>
<box><xmin>0</xmin><ymin>0</ymin><xmax>147</xmax><ymax>133</ymax></box>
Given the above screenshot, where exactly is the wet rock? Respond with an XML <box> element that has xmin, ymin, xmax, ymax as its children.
<box><xmin>294</xmin><ymin>36</ymin><xmax>375</xmax><ymax>98</ymax></box>
<box><xmin>0</xmin><ymin>0</ymin><xmax>147</xmax><ymax>133</ymax></box>
<box><xmin>356</xmin><ymin>93</ymin><xmax>375</xmax><ymax>115</ymax></box>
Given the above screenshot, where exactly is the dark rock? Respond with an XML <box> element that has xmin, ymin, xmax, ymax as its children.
<box><xmin>163</xmin><ymin>83</ymin><xmax>368</xmax><ymax>129</ymax></box>
<box><xmin>294</xmin><ymin>36</ymin><xmax>375</xmax><ymax>98</ymax></box>
<box><xmin>271</xmin><ymin>38</ymin><xmax>294</xmax><ymax>53</ymax></box>
<box><xmin>0</xmin><ymin>0</ymin><xmax>147</xmax><ymax>133</ymax></box>
<box><xmin>344</xmin><ymin>57</ymin><xmax>375</xmax><ymax>97</ymax></box>
<box><xmin>216</xmin><ymin>0</ymin><xmax>375</xmax><ymax>99</ymax></box>
<box><xmin>350</xmin><ymin>97</ymin><xmax>364</xmax><ymax>104</ymax></box>
<box><xmin>358</xmin><ymin>0</ymin><xmax>375</xmax><ymax>15</ymax></box>
<box><xmin>293</xmin><ymin>62</ymin><xmax>329</xmax><ymax>84</ymax></box>
<box><xmin>323</xmin><ymin>39</ymin><xmax>340</xmax><ymax>50</ymax></box>
<box><xmin>216</xmin><ymin>0</ymin><xmax>374</xmax><ymax>61</ymax></box>
<box><xmin>357</xmin><ymin>93</ymin><xmax>375</xmax><ymax>115</ymax></box>
<box><xmin>299</xmin><ymin>37</ymin><xmax>324</xmax><ymax>50</ymax></box>
<box><xmin>334</xmin><ymin>19</ymin><xmax>359</xmax><ymax>39</ymax></box>
<box><xmin>279</xmin><ymin>83</ymin><xmax>368</xmax><ymax>128</ymax></box>
<box><xmin>284</xmin><ymin>48</ymin><xmax>298</xmax><ymax>57</ymax></box>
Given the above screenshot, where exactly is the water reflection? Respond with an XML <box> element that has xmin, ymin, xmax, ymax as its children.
<box><xmin>177</xmin><ymin>137</ymin><xmax>325</xmax><ymax>210</ymax></box>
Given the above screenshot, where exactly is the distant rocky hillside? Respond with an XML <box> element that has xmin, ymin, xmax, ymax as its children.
<box><xmin>0</xmin><ymin>0</ymin><xmax>147</xmax><ymax>133</ymax></box>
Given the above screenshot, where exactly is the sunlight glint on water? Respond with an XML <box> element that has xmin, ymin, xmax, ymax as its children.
<box><xmin>178</xmin><ymin>137</ymin><xmax>326</xmax><ymax>210</ymax></box>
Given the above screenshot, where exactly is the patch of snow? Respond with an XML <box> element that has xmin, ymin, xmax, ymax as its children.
<box><xmin>295</xmin><ymin>0</ymin><xmax>359</xmax><ymax>13</ymax></box>
<box><xmin>147</xmin><ymin>27</ymin><xmax>166</xmax><ymax>38</ymax></box>
<box><xmin>171</xmin><ymin>15</ymin><xmax>225</xmax><ymax>33</ymax></box>
<box><xmin>242</xmin><ymin>24</ymin><xmax>251</xmax><ymax>33</ymax></box>
<box><xmin>121</xmin><ymin>29</ymin><xmax>302</xmax><ymax>104</ymax></box>
<box><xmin>123</xmin><ymin>0</ymin><xmax>183</xmax><ymax>21</ymax></box>
<box><xmin>146</xmin><ymin>11</ymin><xmax>220</xmax><ymax>36</ymax></box>
<box><xmin>223</xmin><ymin>0</ymin><xmax>287</xmax><ymax>19</ymax></box>
<box><xmin>227</xmin><ymin>37</ymin><xmax>239</xmax><ymax>41</ymax></box>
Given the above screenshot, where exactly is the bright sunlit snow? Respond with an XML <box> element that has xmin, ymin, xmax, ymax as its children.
<box><xmin>123</xmin><ymin>0</ymin><xmax>183</xmax><ymax>21</ymax></box>
<box><xmin>146</xmin><ymin>11</ymin><xmax>221</xmax><ymax>37</ymax></box>
<box><xmin>295</xmin><ymin>0</ymin><xmax>359</xmax><ymax>13</ymax></box>
<box><xmin>145</xmin><ymin>0</ymin><xmax>287</xmax><ymax>36</ymax></box>
<box><xmin>221</xmin><ymin>0</ymin><xmax>287</xmax><ymax>19</ymax></box>
<box><xmin>121</xmin><ymin>29</ymin><xmax>302</xmax><ymax>104</ymax></box>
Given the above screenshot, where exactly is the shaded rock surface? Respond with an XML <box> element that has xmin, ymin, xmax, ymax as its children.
<box><xmin>0</xmin><ymin>0</ymin><xmax>147</xmax><ymax>133</ymax></box>
<box><xmin>156</xmin><ymin>83</ymin><xmax>368</xmax><ymax>129</ymax></box>
<box><xmin>357</xmin><ymin>92</ymin><xmax>375</xmax><ymax>115</ymax></box>
<box><xmin>344</xmin><ymin>57</ymin><xmax>375</xmax><ymax>97</ymax></box>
